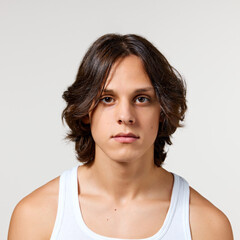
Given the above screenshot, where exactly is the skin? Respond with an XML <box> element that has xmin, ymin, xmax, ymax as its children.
<box><xmin>8</xmin><ymin>55</ymin><xmax>234</xmax><ymax>240</ymax></box>
<box><xmin>85</xmin><ymin>55</ymin><xmax>163</xmax><ymax>204</ymax></box>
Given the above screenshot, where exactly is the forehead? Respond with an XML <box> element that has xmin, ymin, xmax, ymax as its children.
<box><xmin>103</xmin><ymin>55</ymin><xmax>153</xmax><ymax>91</ymax></box>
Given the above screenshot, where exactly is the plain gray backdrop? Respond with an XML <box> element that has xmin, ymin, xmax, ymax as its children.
<box><xmin>1</xmin><ymin>0</ymin><xmax>239</xmax><ymax>239</ymax></box>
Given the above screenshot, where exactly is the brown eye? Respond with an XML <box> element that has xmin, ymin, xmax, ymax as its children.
<box><xmin>100</xmin><ymin>97</ymin><xmax>114</xmax><ymax>103</ymax></box>
<box><xmin>136</xmin><ymin>96</ymin><xmax>150</xmax><ymax>103</ymax></box>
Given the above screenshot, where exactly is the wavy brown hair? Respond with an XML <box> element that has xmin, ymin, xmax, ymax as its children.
<box><xmin>62</xmin><ymin>33</ymin><xmax>187</xmax><ymax>167</ymax></box>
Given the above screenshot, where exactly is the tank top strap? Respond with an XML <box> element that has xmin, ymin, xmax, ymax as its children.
<box><xmin>50</xmin><ymin>165</ymin><xmax>80</xmax><ymax>240</ymax></box>
<box><xmin>168</xmin><ymin>173</ymin><xmax>192</xmax><ymax>240</ymax></box>
<box><xmin>50</xmin><ymin>168</ymin><xmax>67</xmax><ymax>240</ymax></box>
<box><xmin>180</xmin><ymin>175</ymin><xmax>192</xmax><ymax>239</ymax></box>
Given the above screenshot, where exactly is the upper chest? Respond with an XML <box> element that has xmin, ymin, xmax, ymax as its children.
<box><xmin>78</xmin><ymin>194</ymin><xmax>171</xmax><ymax>239</ymax></box>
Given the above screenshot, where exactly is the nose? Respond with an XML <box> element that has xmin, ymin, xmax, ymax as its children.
<box><xmin>116</xmin><ymin>100</ymin><xmax>135</xmax><ymax>125</ymax></box>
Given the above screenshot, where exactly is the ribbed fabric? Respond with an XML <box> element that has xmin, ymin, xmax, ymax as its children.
<box><xmin>50</xmin><ymin>165</ymin><xmax>192</xmax><ymax>240</ymax></box>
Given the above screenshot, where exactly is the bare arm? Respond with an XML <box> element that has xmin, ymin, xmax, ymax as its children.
<box><xmin>8</xmin><ymin>198</ymin><xmax>48</xmax><ymax>240</ymax></box>
<box><xmin>190</xmin><ymin>187</ymin><xmax>234</xmax><ymax>240</ymax></box>
<box><xmin>8</xmin><ymin>177</ymin><xmax>59</xmax><ymax>240</ymax></box>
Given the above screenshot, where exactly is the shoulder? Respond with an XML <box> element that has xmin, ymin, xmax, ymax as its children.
<box><xmin>189</xmin><ymin>186</ymin><xmax>234</xmax><ymax>240</ymax></box>
<box><xmin>8</xmin><ymin>176</ymin><xmax>60</xmax><ymax>240</ymax></box>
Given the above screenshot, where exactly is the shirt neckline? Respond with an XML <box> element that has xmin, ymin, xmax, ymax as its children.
<box><xmin>71</xmin><ymin>165</ymin><xmax>180</xmax><ymax>240</ymax></box>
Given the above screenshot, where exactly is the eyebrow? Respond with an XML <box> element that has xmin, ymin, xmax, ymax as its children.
<box><xmin>102</xmin><ymin>87</ymin><xmax>154</xmax><ymax>94</ymax></box>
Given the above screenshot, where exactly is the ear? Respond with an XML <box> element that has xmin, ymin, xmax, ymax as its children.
<box><xmin>82</xmin><ymin>115</ymin><xmax>90</xmax><ymax>124</ymax></box>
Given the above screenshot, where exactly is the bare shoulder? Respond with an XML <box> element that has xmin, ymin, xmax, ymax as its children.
<box><xmin>189</xmin><ymin>186</ymin><xmax>234</xmax><ymax>240</ymax></box>
<box><xmin>8</xmin><ymin>176</ymin><xmax>60</xmax><ymax>240</ymax></box>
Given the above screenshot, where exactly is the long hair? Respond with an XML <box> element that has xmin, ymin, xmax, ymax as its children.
<box><xmin>62</xmin><ymin>33</ymin><xmax>187</xmax><ymax>167</ymax></box>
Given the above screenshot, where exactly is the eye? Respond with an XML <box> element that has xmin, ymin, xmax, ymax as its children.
<box><xmin>100</xmin><ymin>96</ymin><xmax>150</xmax><ymax>104</ymax></box>
<box><xmin>135</xmin><ymin>96</ymin><xmax>150</xmax><ymax>103</ymax></box>
<box><xmin>100</xmin><ymin>96</ymin><xmax>114</xmax><ymax>104</ymax></box>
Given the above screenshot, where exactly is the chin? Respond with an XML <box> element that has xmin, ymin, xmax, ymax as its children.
<box><xmin>107</xmin><ymin>151</ymin><xmax>142</xmax><ymax>164</ymax></box>
<box><xmin>111</xmin><ymin>158</ymin><xmax>136</xmax><ymax>164</ymax></box>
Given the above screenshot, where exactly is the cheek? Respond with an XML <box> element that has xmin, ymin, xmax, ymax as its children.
<box><xmin>145</xmin><ymin>110</ymin><xmax>160</xmax><ymax>127</ymax></box>
<box><xmin>142</xmin><ymin>119</ymin><xmax>159</xmax><ymax>140</ymax></box>
<box><xmin>144</xmin><ymin>113</ymin><xmax>160</xmax><ymax>137</ymax></box>
<box><xmin>90</xmin><ymin>110</ymin><xmax>112</xmax><ymax>139</ymax></box>
<box><xmin>149</xmin><ymin>122</ymin><xmax>159</xmax><ymax>134</ymax></box>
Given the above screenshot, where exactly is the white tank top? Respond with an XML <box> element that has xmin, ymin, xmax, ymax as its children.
<box><xmin>50</xmin><ymin>165</ymin><xmax>192</xmax><ymax>240</ymax></box>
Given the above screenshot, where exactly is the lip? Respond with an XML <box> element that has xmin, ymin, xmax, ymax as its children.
<box><xmin>112</xmin><ymin>132</ymin><xmax>139</xmax><ymax>143</ymax></box>
<box><xmin>113</xmin><ymin>132</ymin><xmax>138</xmax><ymax>138</ymax></box>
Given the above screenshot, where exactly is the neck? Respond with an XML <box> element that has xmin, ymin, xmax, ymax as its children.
<box><xmin>84</xmin><ymin>146</ymin><xmax>165</xmax><ymax>205</ymax></box>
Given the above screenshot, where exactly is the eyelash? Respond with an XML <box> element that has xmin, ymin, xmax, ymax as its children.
<box><xmin>99</xmin><ymin>96</ymin><xmax>151</xmax><ymax>104</ymax></box>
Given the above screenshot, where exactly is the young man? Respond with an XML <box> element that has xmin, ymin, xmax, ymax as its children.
<box><xmin>8</xmin><ymin>34</ymin><xmax>233</xmax><ymax>240</ymax></box>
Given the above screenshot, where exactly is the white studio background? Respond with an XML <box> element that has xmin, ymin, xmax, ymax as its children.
<box><xmin>1</xmin><ymin>0</ymin><xmax>239</xmax><ymax>239</ymax></box>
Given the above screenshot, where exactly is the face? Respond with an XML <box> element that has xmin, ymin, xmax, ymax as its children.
<box><xmin>89</xmin><ymin>55</ymin><xmax>161</xmax><ymax>164</ymax></box>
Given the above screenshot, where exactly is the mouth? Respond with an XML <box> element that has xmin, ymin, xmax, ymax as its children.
<box><xmin>112</xmin><ymin>132</ymin><xmax>139</xmax><ymax>143</ymax></box>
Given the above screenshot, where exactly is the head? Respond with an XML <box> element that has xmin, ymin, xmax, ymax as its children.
<box><xmin>62</xmin><ymin>33</ymin><xmax>187</xmax><ymax>167</ymax></box>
